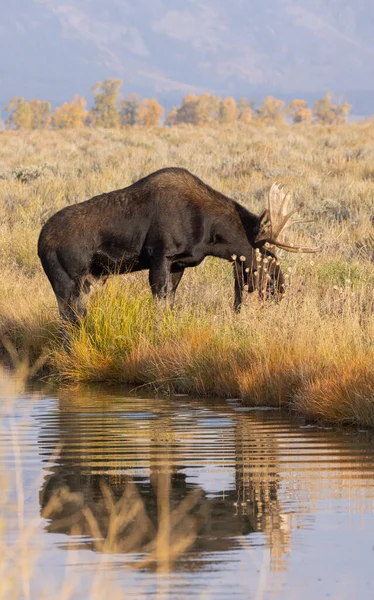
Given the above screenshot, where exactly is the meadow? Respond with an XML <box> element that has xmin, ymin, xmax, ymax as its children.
<box><xmin>0</xmin><ymin>123</ymin><xmax>373</xmax><ymax>426</ymax></box>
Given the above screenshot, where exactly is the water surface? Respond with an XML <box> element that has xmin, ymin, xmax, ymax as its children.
<box><xmin>1</xmin><ymin>384</ymin><xmax>374</xmax><ymax>599</ymax></box>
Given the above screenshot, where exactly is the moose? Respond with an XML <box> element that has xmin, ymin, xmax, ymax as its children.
<box><xmin>38</xmin><ymin>167</ymin><xmax>317</xmax><ymax>323</ymax></box>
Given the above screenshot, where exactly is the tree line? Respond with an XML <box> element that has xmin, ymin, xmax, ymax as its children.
<box><xmin>3</xmin><ymin>78</ymin><xmax>352</xmax><ymax>130</ymax></box>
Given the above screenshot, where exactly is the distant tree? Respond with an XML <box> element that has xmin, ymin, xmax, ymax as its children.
<box><xmin>6</xmin><ymin>97</ymin><xmax>32</xmax><ymax>129</ymax></box>
<box><xmin>137</xmin><ymin>98</ymin><xmax>164</xmax><ymax>127</ymax></box>
<box><xmin>237</xmin><ymin>98</ymin><xmax>254</xmax><ymax>124</ymax></box>
<box><xmin>313</xmin><ymin>93</ymin><xmax>351</xmax><ymax>125</ymax></box>
<box><xmin>29</xmin><ymin>99</ymin><xmax>51</xmax><ymax>129</ymax></box>
<box><xmin>6</xmin><ymin>97</ymin><xmax>51</xmax><ymax>129</ymax></box>
<box><xmin>172</xmin><ymin>94</ymin><xmax>200</xmax><ymax>125</ymax></box>
<box><xmin>119</xmin><ymin>93</ymin><xmax>139</xmax><ymax>126</ymax></box>
<box><xmin>336</xmin><ymin>102</ymin><xmax>352</xmax><ymax>124</ymax></box>
<box><xmin>168</xmin><ymin>94</ymin><xmax>220</xmax><ymax>126</ymax></box>
<box><xmin>52</xmin><ymin>95</ymin><xmax>88</xmax><ymax>128</ymax></box>
<box><xmin>255</xmin><ymin>96</ymin><xmax>285</xmax><ymax>125</ymax></box>
<box><xmin>287</xmin><ymin>99</ymin><xmax>313</xmax><ymax>124</ymax></box>
<box><xmin>165</xmin><ymin>106</ymin><xmax>179</xmax><ymax>126</ymax></box>
<box><xmin>91</xmin><ymin>78</ymin><xmax>122</xmax><ymax>127</ymax></box>
<box><xmin>195</xmin><ymin>94</ymin><xmax>221</xmax><ymax>126</ymax></box>
<box><xmin>219</xmin><ymin>97</ymin><xmax>237</xmax><ymax>124</ymax></box>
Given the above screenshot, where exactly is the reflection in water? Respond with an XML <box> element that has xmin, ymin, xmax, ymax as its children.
<box><xmin>39</xmin><ymin>392</ymin><xmax>261</xmax><ymax>567</ymax></box>
<box><xmin>37</xmin><ymin>387</ymin><xmax>374</xmax><ymax>580</ymax></box>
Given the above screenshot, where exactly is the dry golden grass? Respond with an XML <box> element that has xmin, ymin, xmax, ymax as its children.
<box><xmin>0</xmin><ymin>123</ymin><xmax>373</xmax><ymax>426</ymax></box>
<box><xmin>50</xmin><ymin>274</ymin><xmax>373</xmax><ymax>426</ymax></box>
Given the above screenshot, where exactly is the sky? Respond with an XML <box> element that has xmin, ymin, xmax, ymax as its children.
<box><xmin>1</xmin><ymin>1</ymin><xmax>374</xmax><ymax>115</ymax></box>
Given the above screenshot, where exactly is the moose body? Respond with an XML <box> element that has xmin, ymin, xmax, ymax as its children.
<box><xmin>38</xmin><ymin>167</ymin><xmax>315</xmax><ymax>323</ymax></box>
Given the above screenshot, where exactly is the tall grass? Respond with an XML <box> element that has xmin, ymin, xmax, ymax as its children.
<box><xmin>0</xmin><ymin>124</ymin><xmax>373</xmax><ymax>426</ymax></box>
<box><xmin>51</xmin><ymin>271</ymin><xmax>374</xmax><ymax>426</ymax></box>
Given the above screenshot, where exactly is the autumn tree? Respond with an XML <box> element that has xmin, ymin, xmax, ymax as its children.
<box><xmin>171</xmin><ymin>94</ymin><xmax>200</xmax><ymax>125</ymax></box>
<box><xmin>136</xmin><ymin>98</ymin><xmax>164</xmax><ymax>127</ymax></box>
<box><xmin>29</xmin><ymin>100</ymin><xmax>51</xmax><ymax>129</ymax></box>
<box><xmin>6</xmin><ymin>98</ymin><xmax>32</xmax><ymax>129</ymax></box>
<box><xmin>6</xmin><ymin>97</ymin><xmax>51</xmax><ymax>129</ymax></box>
<box><xmin>287</xmin><ymin>99</ymin><xmax>313</xmax><ymax>124</ymax></box>
<box><xmin>219</xmin><ymin>97</ymin><xmax>237</xmax><ymax>124</ymax></box>
<box><xmin>195</xmin><ymin>94</ymin><xmax>221</xmax><ymax>126</ymax></box>
<box><xmin>165</xmin><ymin>106</ymin><xmax>179</xmax><ymax>126</ymax></box>
<box><xmin>119</xmin><ymin>93</ymin><xmax>139</xmax><ymax>126</ymax></box>
<box><xmin>255</xmin><ymin>96</ymin><xmax>285</xmax><ymax>125</ymax></box>
<box><xmin>52</xmin><ymin>95</ymin><xmax>88</xmax><ymax>128</ymax></box>
<box><xmin>237</xmin><ymin>98</ymin><xmax>254</xmax><ymax>124</ymax></box>
<box><xmin>313</xmin><ymin>93</ymin><xmax>351</xmax><ymax>125</ymax></box>
<box><xmin>166</xmin><ymin>94</ymin><xmax>220</xmax><ymax>126</ymax></box>
<box><xmin>90</xmin><ymin>78</ymin><xmax>122</xmax><ymax>127</ymax></box>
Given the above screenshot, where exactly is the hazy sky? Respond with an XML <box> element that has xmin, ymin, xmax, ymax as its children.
<box><xmin>1</xmin><ymin>1</ymin><xmax>374</xmax><ymax>114</ymax></box>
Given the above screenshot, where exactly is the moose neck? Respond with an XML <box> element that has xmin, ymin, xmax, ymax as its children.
<box><xmin>207</xmin><ymin>202</ymin><xmax>262</xmax><ymax>264</ymax></box>
<box><xmin>234</xmin><ymin>202</ymin><xmax>262</xmax><ymax>247</ymax></box>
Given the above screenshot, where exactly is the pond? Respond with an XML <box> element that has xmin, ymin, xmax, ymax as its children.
<box><xmin>1</xmin><ymin>383</ymin><xmax>374</xmax><ymax>599</ymax></box>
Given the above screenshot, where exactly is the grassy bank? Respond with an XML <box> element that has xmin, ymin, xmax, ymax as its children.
<box><xmin>0</xmin><ymin>124</ymin><xmax>373</xmax><ymax>426</ymax></box>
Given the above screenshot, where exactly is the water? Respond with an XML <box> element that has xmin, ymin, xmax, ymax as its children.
<box><xmin>1</xmin><ymin>383</ymin><xmax>374</xmax><ymax>599</ymax></box>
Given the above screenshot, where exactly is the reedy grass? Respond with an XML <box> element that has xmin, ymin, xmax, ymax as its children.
<box><xmin>0</xmin><ymin>124</ymin><xmax>373</xmax><ymax>426</ymax></box>
<box><xmin>52</xmin><ymin>272</ymin><xmax>374</xmax><ymax>426</ymax></box>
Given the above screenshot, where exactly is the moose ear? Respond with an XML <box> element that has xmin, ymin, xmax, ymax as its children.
<box><xmin>254</xmin><ymin>209</ymin><xmax>271</xmax><ymax>245</ymax></box>
<box><xmin>258</xmin><ymin>208</ymin><xmax>270</xmax><ymax>233</ymax></box>
<box><xmin>258</xmin><ymin>209</ymin><xmax>269</xmax><ymax>227</ymax></box>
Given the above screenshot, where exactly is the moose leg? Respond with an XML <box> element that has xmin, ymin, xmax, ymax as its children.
<box><xmin>266</xmin><ymin>259</ymin><xmax>285</xmax><ymax>300</ymax></box>
<box><xmin>40</xmin><ymin>250</ymin><xmax>87</xmax><ymax>331</ymax></box>
<box><xmin>233</xmin><ymin>261</ymin><xmax>256</xmax><ymax>313</ymax></box>
<box><xmin>148</xmin><ymin>256</ymin><xmax>172</xmax><ymax>305</ymax></box>
<box><xmin>234</xmin><ymin>261</ymin><xmax>257</xmax><ymax>313</ymax></box>
<box><xmin>233</xmin><ymin>265</ymin><xmax>243</xmax><ymax>314</ymax></box>
<box><xmin>168</xmin><ymin>268</ymin><xmax>184</xmax><ymax>310</ymax></box>
<box><xmin>56</xmin><ymin>277</ymin><xmax>90</xmax><ymax>326</ymax></box>
<box><xmin>79</xmin><ymin>274</ymin><xmax>107</xmax><ymax>315</ymax></box>
<box><xmin>256</xmin><ymin>251</ymin><xmax>285</xmax><ymax>301</ymax></box>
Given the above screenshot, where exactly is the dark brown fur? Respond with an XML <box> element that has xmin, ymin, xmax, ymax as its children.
<box><xmin>38</xmin><ymin>167</ymin><xmax>284</xmax><ymax>322</ymax></box>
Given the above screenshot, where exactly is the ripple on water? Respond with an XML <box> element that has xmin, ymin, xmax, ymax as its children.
<box><xmin>1</xmin><ymin>387</ymin><xmax>374</xmax><ymax>599</ymax></box>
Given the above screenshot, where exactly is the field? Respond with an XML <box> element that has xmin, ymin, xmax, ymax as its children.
<box><xmin>0</xmin><ymin>124</ymin><xmax>373</xmax><ymax>426</ymax></box>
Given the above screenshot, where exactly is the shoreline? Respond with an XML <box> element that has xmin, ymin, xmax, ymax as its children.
<box><xmin>2</xmin><ymin>275</ymin><xmax>373</xmax><ymax>429</ymax></box>
<box><xmin>0</xmin><ymin>125</ymin><xmax>373</xmax><ymax>429</ymax></box>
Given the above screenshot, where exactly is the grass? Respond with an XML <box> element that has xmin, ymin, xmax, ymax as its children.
<box><xmin>52</xmin><ymin>274</ymin><xmax>373</xmax><ymax>426</ymax></box>
<box><xmin>0</xmin><ymin>123</ymin><xmax>373</xmax><ymax>426</ymax></box>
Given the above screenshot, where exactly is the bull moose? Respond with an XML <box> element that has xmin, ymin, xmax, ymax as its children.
<box><xmin>38</xmin><ymin>167</ymin><xmax>317</xmax><ymax>323</ymax></box>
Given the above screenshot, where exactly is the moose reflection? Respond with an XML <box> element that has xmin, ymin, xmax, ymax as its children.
<box><xmin>38</xmin><ymin>390</ymin><xmax>294</xmax><ymax>571</ymax></box>
<box><xmin>37</xmin><ymin>389</ymin><xmax>374</xmax><ymax>573</ymax></box>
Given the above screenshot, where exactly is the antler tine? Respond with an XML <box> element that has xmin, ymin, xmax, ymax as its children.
<box><xmin>281</xmin><ymin>190</ymin><xmax>292</xmax><ymax>217</ymax></box>
<box><xmin>268</xmin><ymin>183</ymin><xmax>298</xmax><ymax>239</ymax></box>
<box><xmin>268</xmin><ymin>182</ymin><xmax>293</xmax><ymax>219</ymax></box>
<box><xmin>273</xmin><ymin>241</ymin><xmax>320</xmax><ymax>253</ymax></box>
<box><xmin>264</xmin><ymin>182</ymin><xmax>319</xmax><ymax>253</ymax></box>
<box><xmin>282</xmin><ymin>218</ymin><xmax>315</xmax><ymax>231</ymax></box>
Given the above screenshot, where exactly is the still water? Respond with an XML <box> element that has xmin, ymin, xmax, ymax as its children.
<box><xmin>1</xmin><ymin>384</ymin><xmax>374</xmax><ymax>599</ymax></box>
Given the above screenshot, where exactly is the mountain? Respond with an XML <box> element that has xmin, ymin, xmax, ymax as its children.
<box><xmin>1</xmin><ymin>0</ymin><xmax>374</xmax><ymax>115</ymax></box>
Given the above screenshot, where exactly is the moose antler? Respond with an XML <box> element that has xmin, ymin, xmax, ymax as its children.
<box><xmin>256</xmin><ymin>182</ymin><xmax>319</xmax><ymax>253</ymax></box>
